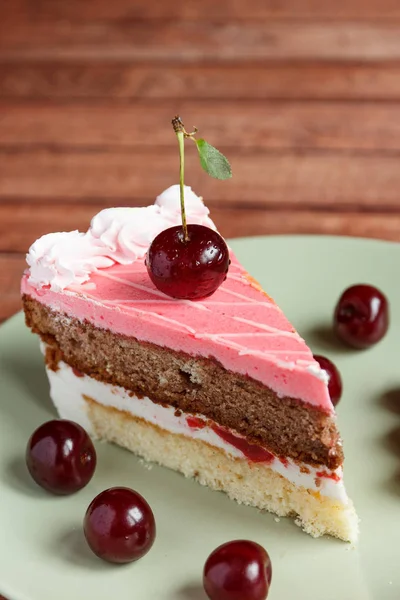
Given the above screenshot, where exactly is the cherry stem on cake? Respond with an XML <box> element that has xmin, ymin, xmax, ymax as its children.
<box><xmin>146</xmin><ymin>118</ymin><xmax>231</xmax><ymax>300</ymax></box>
<box><xmin>171</xmin><ymin>115</ymin><xmax>231</xmax><ymax>243</ymax></box>
<box><xmin>172</xmin><ymin>115</ymin><xmax>195</xmax><ymax>243</ymax></box>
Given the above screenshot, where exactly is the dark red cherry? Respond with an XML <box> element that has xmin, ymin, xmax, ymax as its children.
<box><xmin>84</xmin><ymin>487</ymin><xmax>156</xmax><ymax>564</ymax></box>
<box><xmin>334</xmin><ymin>284</ymin><xmax>389</xmax><ymax>349</ymax></box>
<box><xmin>314</xmin><ymin>355</ymin><xmax>342</xmax><ymax>406</ymax></box>
<box><xmin>203</xmin><ymin>540</ymin><xmax>272</xmax><ymax>600</ymax></box>
<box><xmin>146</xmin><ymin>224</ymin><xmax>230</xmax><ymax>300</ymax></box>
<box><xmin>26</xmin><ymin>419</ymin><xmax>96</xmax><ymax>495</ymax></box>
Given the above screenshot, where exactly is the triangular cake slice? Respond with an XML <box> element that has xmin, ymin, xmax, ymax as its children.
<box><xmin>21</xmin><ymin>185</ymin><xmax>358</xmax><ymax>542</ymax></box>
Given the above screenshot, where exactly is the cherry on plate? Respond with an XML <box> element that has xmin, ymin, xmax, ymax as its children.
<box><xmin>203</xmin><ymin>540</ymin><xmax>272</xmax><ymax>600</ymax></box>
<box><xmin>26</xmin><ymin>419</ymin><xmax>96</xmax><ymax>495</ymax></box>
<box><xmin>314</xmin><ymin>355</ymin><xmax>343</xmax><ymax>407</ymax></box>
<box><xmin>334</xmin><ymin>284</ymin><xmax>389</xmax><ymax>349</ymax></box>
<box><xmin>146</xmin><ymin>224</ymin><xmax>230</xmax><ymax>300</ymax></box>
<box><xmin>84</xmin><ymin>487</ymin><xmax>156</xmax><ymax>564</ymax></box>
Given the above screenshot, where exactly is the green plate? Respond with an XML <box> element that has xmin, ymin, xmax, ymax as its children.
<box><xmin>0</xmin><ymin>236</ymin><xmax>399</xmax><ymax>600</ymax></box>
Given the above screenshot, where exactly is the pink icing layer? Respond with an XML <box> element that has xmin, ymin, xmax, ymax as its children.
<box><xmin>21</xmin><ymin>254</ymin><xmax>333</xmax><ymax>412</ymax></box>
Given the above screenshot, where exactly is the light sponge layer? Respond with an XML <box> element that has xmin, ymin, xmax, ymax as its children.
<box><xmin>84</xmin><ymin>396</ymin><xmax>358</xmax><ymax>543</ymax></box>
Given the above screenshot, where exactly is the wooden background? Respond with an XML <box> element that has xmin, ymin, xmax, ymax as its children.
<box><xmin>1</xmin><ymin>0</ymin><xmax>400</xmax><ymax>326</ymax></box>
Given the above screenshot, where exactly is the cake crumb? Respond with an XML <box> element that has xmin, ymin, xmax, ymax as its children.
<box><xmin>138</xmin><ymin>459</ymin><xmax>153</xmax><ymax>471</ymax></box>
<box><xmin>274</xmin><ymin>517</ymin><xmax>280</xmax><ymax>523</ymax></box>
<box><xmin>181</xmin><ymin>362</ymin><xmax>203</xmax><ymax>384</ymax></box>
<box><xmin>158</xmin><ymin>374</ymin><xmax>168</xmax><ymax>386</ymax></box>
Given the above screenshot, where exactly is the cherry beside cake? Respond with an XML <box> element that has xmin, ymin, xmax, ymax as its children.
<box><xmin>21</xmin><ymin>184</ymin><xmax>358</xmax><ymax>543</ymax></box>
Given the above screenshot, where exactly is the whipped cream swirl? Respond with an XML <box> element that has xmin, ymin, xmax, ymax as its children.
<box><xmin>156</xmin><ymin>185</ymin><xmax>215</xmax><ymax>230</ymax></box>
<box><xmin>90</xmin><ymin>205</ymin><xmax>166</xmax><ymax>264</ymax></box>
<box><xmin>26</xmin><ymin>231</ymin><xmax>114</xmax><ymax>292</ymax></box>
<box><xmin>27</xmin><ymin>186</ymin><xmax>216</xmax><ymax>291</ymax></box>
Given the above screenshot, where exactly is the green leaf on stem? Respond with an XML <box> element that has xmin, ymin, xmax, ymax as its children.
<box><xmin>195</xmin><ymin>139</ymin><xmax>232</xmax><ymax>180</ymax></box>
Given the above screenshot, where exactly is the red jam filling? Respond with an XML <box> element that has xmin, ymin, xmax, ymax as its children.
<box><xmin>212</xmin><ymin>425</ymin><xmax>274</xmax><ymax>463</ymax></box>
<box><xmin>72</xmin><ymin>367</ymin><xmax>84</xmax><ymax>378</ymax></box>
<box><xmin>316</xmin><ymin>470</ymin><xmax>340</xmax><ymax>482</ymax></box>
<box><xmin>186</xmin><ymin>416</ymin><xmax>207</xmax><ymax>430</ymax></box>
<box><xmin>186</xmin><ymin>416</ymin><xmax>275</xmax><ymax>463</ymax></box>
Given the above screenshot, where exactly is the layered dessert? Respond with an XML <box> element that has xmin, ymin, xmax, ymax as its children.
<box><xmin>21</xmin><ymin>185</ymin><xmax>358</xmax><ymax>542</ymax></box>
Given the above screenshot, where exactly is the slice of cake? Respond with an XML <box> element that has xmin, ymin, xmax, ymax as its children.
<box><xmin>21</xmin><ymin>185</ymin><xmax>358</xmax><ymax>542</ymax></box>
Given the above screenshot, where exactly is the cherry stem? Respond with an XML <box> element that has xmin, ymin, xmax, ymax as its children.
<box><xmin>172</xmin><ymin>116</ymin><xmax>189</xmax><ymax>242</ymax></box>
<box><xmin>177</xmin><ymin>131</ymin><xmax>189</xmax><ymax>242</ymax></box>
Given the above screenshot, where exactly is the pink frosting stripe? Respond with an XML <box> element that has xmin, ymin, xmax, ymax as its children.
<box><xmin>21</xmin><ymin>253</ymin><xmax>333</xmax><ymax>412</ymax></box>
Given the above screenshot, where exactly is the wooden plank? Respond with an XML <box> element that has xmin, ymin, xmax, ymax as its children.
<box><xmin>5</xmin><ymin>0</ymin><xmax>400</xmax><ymax>21</ymax></box>
<box><xmin>2</xmin><ymin>62</ymin><xmax>400</xmax><ymax>101</ymax></box>
<box><xmin>0</xmin><ymin>254</ymin><xmax>25</xmax><ymax>322</ymax></box>
<box><xmin>2</xmin><ymin>22</ymin><xmax>400</xmax><ymax>62</ymax></box>
<box><xmin>0</xmin><ymin>204</ymin><xmax>399</xmax><ymax>255</ymax></box>
<box><xmin>217</xmin><ymin>209</ymin><xmax>400</xmax><ymax>241</ymax></box>
<box><xmin>2</xmin><ymin>101</ymin><xmax>400</xmax><ymax>151</ymax></box>
<box><xmin>1</xmin><ymin>150</ymin><xmax>400</xmax><ymax>209</ymax></box>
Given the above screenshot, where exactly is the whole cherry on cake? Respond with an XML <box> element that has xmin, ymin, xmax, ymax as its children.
<box><xmin>334</xmin><ymin>284</ymin><xmax>389</xmax><ymax>349</ymax></box>
<box><xmin>84</xmin><ymin>487</ymin><xmax>156</xmax><ymax>563</ymax></box>
<box><xmin>314</xmin><ymin>355</ymin><xmax>342</xmax><ymax>406</ymax></box>
<box><xmin>147</xmin><ymin>116</ymin><xmax>231</xmax><ymax>300</ymax></box>
<box><xmin>26</xmin><ymin>419</ymin><xmax>96</xmax><ymax>495</ymax></box>
<box><xmin>147</xmin><ymin>224</ymin><xmax>229</xmax><ymax>300</ymax></box>
<box><xmin>203</xmin><ymin>540</ymin><xmax>272</xmax><ymax>600</ymax></box>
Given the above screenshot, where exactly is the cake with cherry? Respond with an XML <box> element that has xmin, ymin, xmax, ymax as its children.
<box><xmin>21</xmin><ymin>117</ymin><xmax>358</xmax><ymax>542</ymax></box>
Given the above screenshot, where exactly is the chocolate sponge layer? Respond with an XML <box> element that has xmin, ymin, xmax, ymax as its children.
<box><xmin>23</xmin><ymin>295</ymin><xmax>343</xmax><ymax>470</ymax></box>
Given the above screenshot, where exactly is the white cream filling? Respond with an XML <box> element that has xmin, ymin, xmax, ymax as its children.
<box><xmin>43</xmin><ymin>352</ymin><xmax>349</xmax><ymax>504</ymax></box>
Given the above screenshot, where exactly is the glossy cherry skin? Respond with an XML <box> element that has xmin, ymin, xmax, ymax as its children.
<box><xmin>314</xmin><ymin>355</ymin><xmax>342</xmax><ymax>406</ymax></box>
<box><xmin>203</xmin><ymin>540</ymin><xmax>272</xmax><ymax>600</ymax></box>
<box><xmin>84</xmin><ymin>487</ymin><xmax>156</xmax><ymax>564</ymax></box>
<box><xmin>334</xmin><ymin>284</ymin><xmax>389</xmax><ymax>349</ymax></box>
<box><xmin>146</xmin><ymin>224</ymin><xmax>230</xmax><ymax>300</ymax></box>
<box><xmin>26</xmin><ymin>419</ymin><xmax>96</xmax><ymax>495</ymax></box>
